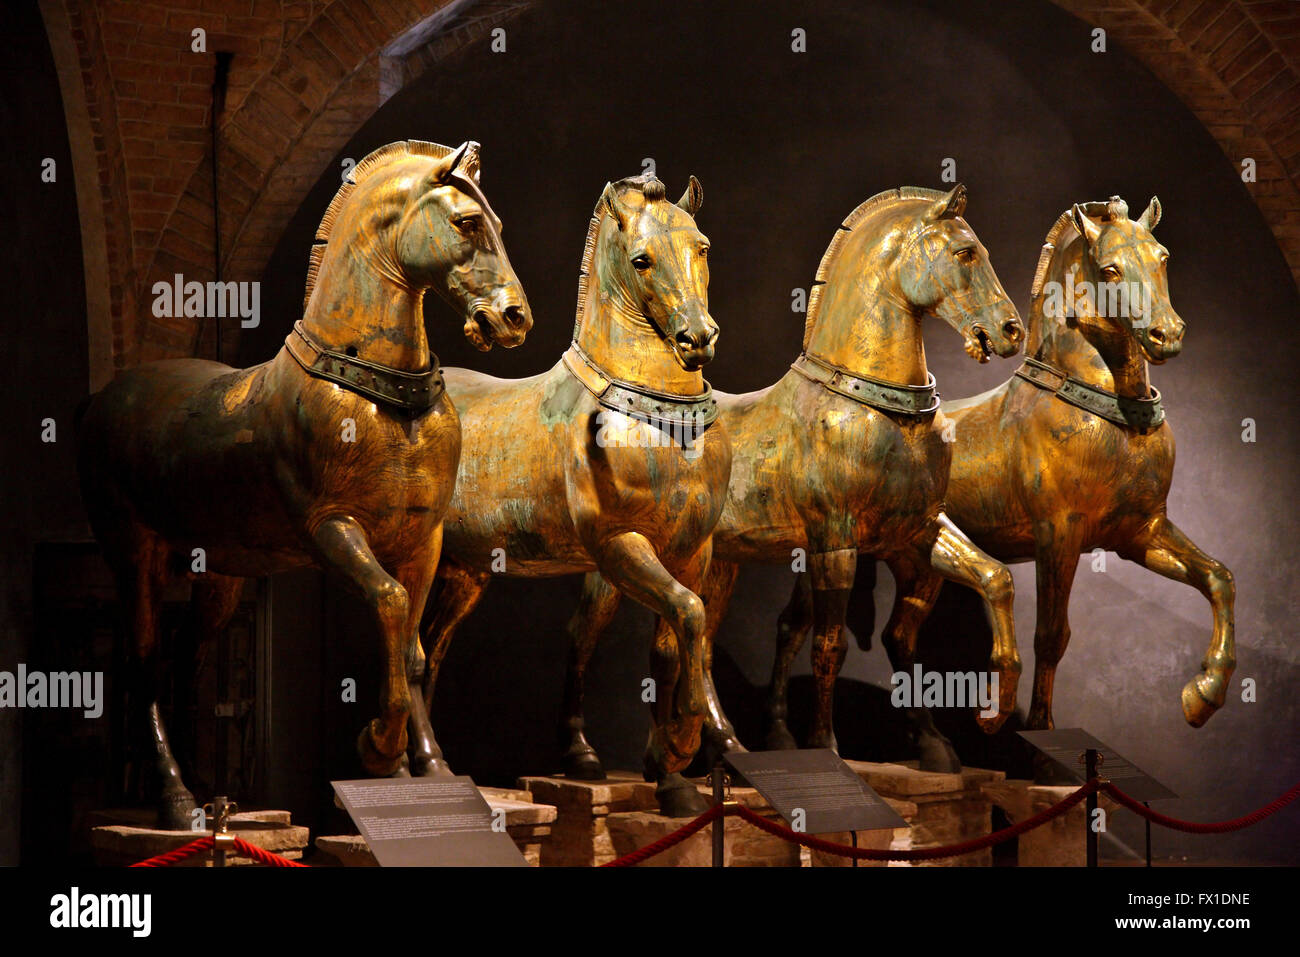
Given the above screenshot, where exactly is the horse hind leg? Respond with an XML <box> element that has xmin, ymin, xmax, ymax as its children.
<box><xmin>881</xmin><ymin>553</ymin><xmax>956</xmax><ymax>772</ymax></box>
<box><xmin>1118</xmin><ymin>514</ymin><xmax>1235</xmax><ymax>728</ymax></box>
<box><xmin>767</xmin><ymin>571</ymin><xmax>812</xmax><ymax>750</ymax></box>
<box><xmin>697</xmin><ymin>558</ymin><xmax>744</xmax><ymax>764</ymax></box>
<box><xmin>560</xmin><ymin>572</ymin><xmax>622</xmax><ymax>780</ymax></box>
<box><xmin>112</xmin><ymin>528</ymin><xmax>197</xmax><ymax>829</ymax></box>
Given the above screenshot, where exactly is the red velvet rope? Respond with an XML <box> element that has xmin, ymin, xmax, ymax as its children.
<box><xmin>129</xmin><ymin>834</ymin><xmax>307</xmax><ymax>867</ymax></box>
<box><xmin>1101</xmin><ymin>779</ymin><xmax>1300</xmax><ymax>834</ymax></box>
<box><xmin>600</xmin><ymin>803</ymin><xmax>726</xmax><ymax>867</ymax></box>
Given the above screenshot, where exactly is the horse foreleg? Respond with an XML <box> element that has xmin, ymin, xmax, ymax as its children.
<box><xmin>560</xmin><ymin>572</ymin><xmax>622</xmax><ymax>780</ymax></box>
<box><xmin>594</xmin><ymin>531</ymin><xmax>710</xmax><ymax>817</ymax></box>
<box><xmin>806</xmin><ymin>548</ymin><xmax>856</xmax><ymax>753</ymax></box>
<box><xmin>312</xmin><ymin>517</ymin><xmax>411</xmax><ymax>776</ymax></box>
<box><xmin>414</xmin><ymin>556</ymin><xmax>489</xmax><ymax>775</ymax></box>
<box><xmin>1118</xmin><ymin>512</ymin><xmax>1235</xmax><ymax>727</ymax></box>
<box><xmin>697</xmin><ymin>558</ymin><xmax>744</xmax><ymax>762</ymax></box>
<box><xmin>925</xmin><ymin>513</ymin><xmax>1020</xmax><ymax>733</ymax></box>
<box><xmin>393</xmin><ymin>531</ymin><xmax>440</xmax><ymax>778</ymax></box>
<box><xmin>766</xmin><ymin>571</ymin><xmax>813</xmax><ymax>750</ymax></box>
<box><xmin>881</xmin><ymin>553</ymin><xmax>954</xmax><ymax>771</ymax></box>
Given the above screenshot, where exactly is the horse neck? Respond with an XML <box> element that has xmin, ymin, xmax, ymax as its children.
<box><xmin>301</xmin><ymin>247</ymin><xmax>431</xmax><ymax>371</ymax></box>
<box><xmin>1033</xmin><ymin>243</ymin><xmax>1151</xmax><ymax>398</ymax></box>
<box><xmin>804</xmin><ymin>226</ymin><xmax>929</xmax><ymax>386</ymax></box>
<box><xmin>574</xmin><ymin>276</ymin><xmax>704</xmax><ymax>395</ymax></box>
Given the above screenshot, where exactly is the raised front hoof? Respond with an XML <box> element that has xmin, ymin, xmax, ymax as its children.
<box><xmin>656</xmin><ymin>777</ymin><xmax>711</xmax><ymax>819</ymax></box>
<box><xmin>765</xmin><ymin>722</ymin><xmax>799</xmax><ymax>751</ymax></box>
<box><xmin>915</xmin><ymin>737</ymin><xmax>962</xmax><ymax>774</ymax></box>
<box><xmin>561</xmin><ymin>747</ymin><xmax>606</xmax><ymax>781</ymax></box>
<box><xmin>157</xmin><ymin>788</ymin><xmax>197</xmax><ymax>831</ymax></box>
<box><xmin>357</xmin><ymin>724</ymin><xmax>406</xmax><ymax>777</ymax></box>
<box><xmin>1181</xmin><ymin>673</ymin><xmax>1226</xmax><ymax>728</ymax></box>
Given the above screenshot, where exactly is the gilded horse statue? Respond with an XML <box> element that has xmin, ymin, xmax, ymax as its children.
<box><xmin>76</xmin><ymin>140</ymin><xmax>531</xmax><ymax>827</ymax></box>
<box><xmin>414</xmin><ymin>173</ymin><xmax>730</xmax><ymax>816</ymax></box>
<box><xmin>871</xmin><ymin>195</ymin><xmax>1234</xmax><ymax>773</ymax></box>
<box><xmin>564</xmin><ymin>185</ymin><xmax>1025</xmax><ymax>776</ymax></box>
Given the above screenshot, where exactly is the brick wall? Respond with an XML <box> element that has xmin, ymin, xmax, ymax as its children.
<box><xmin>40</xmin><ymin>0</ymin><xmax>1300</xmax><ymax>374</ymax></box>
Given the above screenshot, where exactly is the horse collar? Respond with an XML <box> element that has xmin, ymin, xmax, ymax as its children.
<box><xmin>286</xmin><ymin>321</ymin><xmax>444</xmax><ymax>416</ymax></box>
<box><xmin>1016</xmin><ymin>355</ymin><xmax>1164</xmax><ymax>430</ymax></box>
<box><xmin>791</xmin><ymin>352</ymin><xmax>941</xmax><ymax>416</ymax></box>
<box><xmin>562</xmin><ymin>343</ymin><xmax>719</xmax><ymax>429</ymax></box>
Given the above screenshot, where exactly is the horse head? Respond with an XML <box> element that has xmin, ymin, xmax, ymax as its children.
<box><xmin>896</xmin><ymin>184</ymin><xmax>1023</xmax><ymax>363</ymax></box>
<box><xmin>595</xmin><ymin>174</ymin><xmax>717</xmax><ymax>371</ymax></box>
<box><xmin>1068</xmin><ymin>195</ymin><xmax>1182</xmax><ymax>363</ymax></box>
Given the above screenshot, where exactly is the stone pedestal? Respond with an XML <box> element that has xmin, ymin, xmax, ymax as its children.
<box><xmin>517</xmin><ymin>772</ymin><xmax>659</xmax><ymax>866</ymax></box>
<box><xmin>982</xmin><ymin>779</ymin><xmax>1123</xmax><ymax>866</ymax></box>
<box><xmin>840</xmin><ymin>760</ymin><xmax>1005</xmax><ymax>867</ymax></box>
<box><xmin>602</xmin><ymin>783</ymin><xmax>802</xmax><ymax>867</ymax></box>
<box><xmin>316</xmin><ymin>786</ymin><xmax>557</xmax><ymax>866</ymax></box>
<box><xmin>89</xmin><ymin>808</ymin><xmax>309</xmax><ymax>867</ymax></box>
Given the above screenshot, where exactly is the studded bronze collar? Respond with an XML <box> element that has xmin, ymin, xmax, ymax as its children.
<box><xmin>791</xmin><ymin>352</ymin><xmax>941</xmax><ymax>416</ymax></box>
<box><xmin>1016</xmin><ymin>355</ymin><xmax>1164</xmax><ymax>430</ymax></box>
<box><xmin>285</xmin><ymin>321</ymin><xmax>444</xmax><ymax>416</ymax></box>
<box><xmin>562</xmin><ymin>343</ymin><xmax>719</xmax><ymax>429</ymax></box>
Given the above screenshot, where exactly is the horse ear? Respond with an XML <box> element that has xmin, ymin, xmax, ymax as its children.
<box><xmin>1071</xmin><ymin>203</ymin><xmax>1102</xmax><ymax>250</ymax></box>
<box><xmin>1138</xmin><ymin>195</ymin><xmax>1162</xmax><ymax>231</ymax></box>
<box><xmin>926</xmin><ymin>183</ymin><xmax>967</xmax><ymax>222</ymax></box>
<box><xmin>433</xmin><ymin>141</ymin><xmax>472</xmax><ymax>184</ymax></box>
<box><xmin>600</xmin><ymin>181</ymin><xmax>629</xmax><ymax>230</ymax></box>
<box><xmin>677</xmin><ymin>175</ymin><xmax>703</xmax><ymax>216</ymax></box>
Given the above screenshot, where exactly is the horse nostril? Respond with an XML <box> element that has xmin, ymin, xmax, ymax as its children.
<box><xmin>1149</xmin><ymin>327</ymin><xmax>1165</xmax><ymax>344</ymax></box>
<box><xmin>504</xmin><ymin>304</ymin><xmax>527</xmax><ymax>328</ymax></box>
<box><xmin>1003</xmin><ymin>320</ymin><xmax>1021</xmax><ymax>341</ymax></box>
<box><xmin>473</xmin><ymin>309</ymin><xmax>491</xmax><ymax>329</ymax></box>
<box><xmin>675</xmin><ymin>330</ymin><xmax>697</xmax><ymax>350</ymax></box>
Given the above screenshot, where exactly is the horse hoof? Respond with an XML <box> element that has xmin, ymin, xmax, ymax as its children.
<box><xmin>916</xmin><ymin>738</ymin><xmax>962</xmax><ymax>774</ymax></box>
<box><xmin>158</xmin><ymin>787</ymin><xmax>197</xmax><ymax>831</ymax></box>
<box><xmin>357</xmin><ymin>724</ymin><xmax>405</xmax><ymax>776</ymax></box>
<box><xmin>765</xmin><ymin>723</ymin><xmax>799</xmax><ymax>751</ymax></box>
<box><xmin>1181</xmin><ymin>673</ymin><xmax>1223</xmax><ymax>728</ymax></box>
<box><xmin>410</xmin><ymin>755</ymin><xmax>454</xmax><ymax>777</ymax></box>
<box><xmin>976</xmin><ymin>710</ymin><xmax>1009</xmax><ymax>735</ymax></box>
<box><xmin>657</xmin><ymin>782</ymin><xmax>711</xmax><ymax>818</ymax></box>
<box><xmin>562</xmin><ymin>749</ymin><xmax>605</xmax><ymax>781</ymax></box>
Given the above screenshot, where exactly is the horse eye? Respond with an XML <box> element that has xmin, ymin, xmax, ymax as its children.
<box><xmin>699</xmin><ymin>245</ymin><xmax>710</xmax><ymax>259</ymax></box>
<box><xmin>632</xmin><ymin>255</ymin><xmax>652</xmax><ymax>271</ymax></box>
<box><xmin>1102</xmin><ymin>265</ymin><xmax>1122</xmax><ymax>281</ymax></box>
<box><xmin>955</xmin><ymin>248</ymin><xmax>975</xmax><ymax>264</ymax></box>
<box><xmin>456</xmin><ymin>217</ymin><xmax>480</xmax><ymax>233</ymax></box>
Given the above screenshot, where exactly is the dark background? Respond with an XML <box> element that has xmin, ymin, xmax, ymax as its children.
<box><xmin>4</xmin><ymin>0</ymin><xmax>1298</xmax><ymax>865</ymax></box>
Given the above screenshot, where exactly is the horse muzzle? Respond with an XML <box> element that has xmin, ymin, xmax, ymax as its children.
<box><xmin>670</xmin><ymin>318</ymin><xmax>718</xmax><ymax>371</ymax></box>
<box><xmin>1139</xmin><ymin>315</ymin><xmax>1184</xmax><ymax>363</ymax></box>
<box><xmin>466</xmin><ymin>292</ymin><xmax>532</xmax><ymax>351</ymax></box>
<box><xmin>964</xmin><ymin>307</ymin><xmax>1023</xmax><ymax>363</ymax></box>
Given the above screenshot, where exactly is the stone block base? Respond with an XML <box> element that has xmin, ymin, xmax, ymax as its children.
<box><xmin>982</xmin><ymin>779</ymin><xmax>1124</xmax><ymax>866</ymax></box>
<box><xmin>89</xmin><ymin>808</ymin><xmax>308</xmax><ymax>867</ymax></box>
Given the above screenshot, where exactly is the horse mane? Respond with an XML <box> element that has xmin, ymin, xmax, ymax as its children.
<box><xmin>572</xmin><ymin>173</ymin><xmax>668</xmax><ymax>339</ymax></box>
<box><xmin>802</xmin><ymin>186</ymin><xmax>946</xmax><ymax>350</ymax></box>
<box><xmin>303</xmin><ymin>140</ymin><xmax>460</xmax><ymax>313</ymax></box>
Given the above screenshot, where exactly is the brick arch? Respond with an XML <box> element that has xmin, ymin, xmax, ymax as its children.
<box><xmin>45</xmin><ymin>1</ymin><xmax>1300</xmax><ymax>373</ymax></box>
<box><xmin>44</xmin><ymin>0</ymin><xmax>534</xmax><ymax>370</ymax></box>
<box><xmin>1048</xmin><ymin>0</ymin><xmax>1300</xmax><ymax>288</ymax></box>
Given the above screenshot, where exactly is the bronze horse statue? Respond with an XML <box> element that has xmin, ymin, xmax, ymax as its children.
<box><xmin>76</xmin><ymin>140</ymin><xmax>531</xmax><ymax>827</ymax></box>
<box><xmin>868</xmin><ymin>195</ymin><xmax>1234</xmax><ymax>773</ymax></box>
<box><xmin>414</xmin><ymin>173</ymin><xmax>731</xmax><ymax>816</ymax></box>
<box><xmin>564</xmin><ymin>185</ymin><xmax>1025</xmax><ymax>776</ymax></box>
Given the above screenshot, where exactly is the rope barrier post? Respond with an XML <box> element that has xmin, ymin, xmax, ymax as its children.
<box><xmin>850</xmin><ymin>830</ymin><xmax>858</xmax><ymax>868</ymax></box>
<box><xmin>711</xmin><ymin>764</ymin><xmax>725</xmax><ymax>868</ymax></box>
<box><xmin>1085</xmin><ymin>749</ymin><xmax>1098</xmax><ymax>868</ymax></box>
<box><xmin>209</xmin><ymin>795</ymin><xmax>236</xmax><ymax>868</ymax></box>
<box><xmin>1144</xmin><ymin>801</ymin><xmax>1151</xmax><ymax>867</ymax></box>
